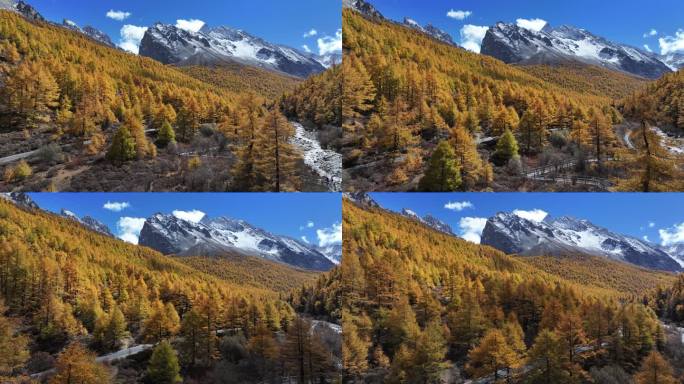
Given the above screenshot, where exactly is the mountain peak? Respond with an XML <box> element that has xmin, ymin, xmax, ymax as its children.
<box><xmin>343</xmin><ymin>0</ymin><xmax>384</xmax><ymax>20</ymax></box>
<box><xmin>139</xmin><ymin>213</ymin><xmax>335</xmax><ymax>270</ymax></box>
<box><xmin>481</xmin><ymin>20</ymin><xmax>672</xmax><ymax>79</ymax></box>
<box><xmin>139</xmin><ymin>21</ymin><xmax>326</xmax><ymax>78</ymax></box>
<box><xmin>481</xmin><ymin>211</ymin><xmax>681</xmax><ymax>272</ymax></box>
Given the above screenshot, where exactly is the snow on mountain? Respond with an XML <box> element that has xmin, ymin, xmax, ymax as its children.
<box><xmin>342</xmin><ymin>0</ymin><xmax>384</xmax><ymax>20</ymax></box>
<box><xmin>480</xmin><ymin>212</ymin><xmax>682</xmax><ymax>272</ymax></box>
<box><xmin>400</xmin><ymin>208</ymin><xmax>454</xmax><ymax>235</ymax></box>
<box><xmin>402</xmin><ymin>17</ymin><xmax>456</xmax><ymax>46</ymax></box>
<box><xmin>317</xmin><ymin>243</ymin><xmax>342</xmax><ymax>265</ymax></box>
<box><xmin>59</xmin><ymin>209</ymin><xmax>113</xmax><ymax>237</ymax></box>
<box><xmin>659</xmin><ymin>52</ymin><xmax>684</xmax><ymax>71</ymax></box>
<box><xmin>343</xmin><ymin>192</ymin><xmax>380</xmax><ymax>209</ymax></box>
<box><xmin>0</xmin><ymin>0</ymin><xmax>43</xmax><ymax>21</ymax></box>
<box><xmin>61</xmin><ymin>19</ymin><xmax>116</xmax><ymax>48</ymax></box>
<box><xmin>480</xmin><ymin>22</ymin><xmax>672</xmax><ymax>79</ymax></box>
<box><xmin>660</xmin><ymin>243</ymin><xmax>684</xmax><ymax>268</ymax></box>
<box><xmin>138</xmin><ymin>22</ymin><xmax>326</xmax><ymax>78</ymax></box>
<box><xmin>138</xmin><ymin>213</ymin><xmax>334</xmax><ymax>271</ymax></box>
<box><xmin>0</xmin><ymin>192</ymin><xmax>39</xmax><ymax>210</ymax></box>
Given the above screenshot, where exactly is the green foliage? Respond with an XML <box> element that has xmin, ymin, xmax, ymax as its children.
<box><xmin>493</xmin><ymin>128</ymin><xmax>520</xmax><ymax>166</ymax></box>
<box><xmin>146</xmin><ymin>341</ymin><xmax>182</xmax><ymax>384</ymax></box>
<box><xmin>156</xmin><ymin>120</ymin><xmax>176</xmax><ymax>148</ymax></box>
<box><xmin>418</xmin><ymin>140</ymin><xmax>462</xmax><ymax>191</ymax></box>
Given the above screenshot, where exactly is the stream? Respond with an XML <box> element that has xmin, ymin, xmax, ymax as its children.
<box><xmin>290</xmin><ymin>122</ymin><xmax>342</xmax><ymax>191</ymax></box>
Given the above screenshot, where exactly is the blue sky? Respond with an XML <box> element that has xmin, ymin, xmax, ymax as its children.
<box><xmin>371</xmin><ymin>193</ymin><xmax>684</xmax><ymax>246</ymax></box>
<box><xmin>29</xmin><ymin>193</ymin><xmax>341</xmax><ymax>246</ymax></box>
<box><xmin>29</xmin><ymin>0</ymin><xmax>342</xmax><ymax>55</ymax></box>
<box><xmin>369</xmin><ymin>0</ymin><xmax>684</xmax><ymax>55</ymax></box>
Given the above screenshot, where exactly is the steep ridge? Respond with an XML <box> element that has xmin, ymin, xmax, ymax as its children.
<box><xmin>139</xmin><ymin>23</ymin><xmax>326</xmax><ymax>78</ymax></box>
<box><xmin>481</xmin><ymin>22</ymin><xmax>672</xmax><ymax>79</ymax></box>
<box><xmin>480</xmin><ymin>212</ymin><xmax>682</xmax><ymax>271</ymax></box>
<box><xmin>138</xmin><ymin>213</ymin><xmax>335</xmax><ymax>271</ymax></box>
<box><xmin>61</xmin><ymin>19</ymin><xmax>116</xmax><ymax>47</ymax></box>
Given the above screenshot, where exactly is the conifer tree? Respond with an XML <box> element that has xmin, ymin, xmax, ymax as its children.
<box><xmin>467</xmin><ymin>328</ymin><xmax>521</xmax><ymax>381</ymax></box>
<box><xmin>0</xmin><ymin>300</ymin><xmax>29</xmax><ymax>376</ymax></box>
<box><xmin>492</xmin><ymin>128</ymin><xmax>519</xmax><ymax>166</ymax></box>
<box><xmin>156</xmin><ymin>120</ymin><xmax>176</xmax><ymax>148</ymax></box>
<box><xmin>106</xmin><ymin>125</ymin><xmax>136</xmax><ymax>164</ymax></box>
<box><xmin>256</xmin><ymin>109</ymin><xmax>299</xmax><ymax>192</ymax></box>
<box><xmin>418</xmin><ymin>140</ymin><xmax>462</xmax><ymax>191</ymax></box>
<box><xmin>342</xmin><ymin>54</ymin><xmax>376</xmax><ymax>134</ymax></box>
<box><xmin>49</xmin><ymin>343</ymin><xmax>111</xmax><ymax>384</ymax></box>
<box><xmin>146</xmin><ymin>340</ymin><xmax>182</xmax><ymax>384</ymax></box>
<box><xmin>634</xmin><ymin>350</ymin><xmax>676</xmax><ymax>384</ymax></box>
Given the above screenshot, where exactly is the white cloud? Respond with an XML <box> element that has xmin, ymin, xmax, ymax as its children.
<box><xmin>460</xmin><ymin>24</ymin><xmax>489</xmax><ymax>53</ymax></box>
<box><xmin>117</xmin><ymin>217</ymin><xmax>146</xmax><ymax>244</ymax></box>
<box><xmin>317</xmin><ymin>29</ymin><xmax>342</xmax><ymax>55</ymax></box>
<box><xmin>303</xmin><ymin>29</ymin><xmax>318</xmax><ymax>38</ymax></box>
<box><xmin>302</xmin><ymin>44</ymin><xmax>312</xmax><ymax>53</ymax></box>
<box><xmin>444</xmin><ymin>201</ymin><xmax>474</xmax><ymax>212</ymax></box>
<box><xmin>176</xmin><ymin>19</ymin><xmax>205</xmax><ymax>33</ymax></box>
<box><xmin>459</xmin><ymin>217</ymin><xmax>488</xmax><ymax>243</ymax></box>
<box><xmin>447</xmin><ymin>9</ymin><xmax>472</xmax><ymax>20</ymax></box>
<box><xmin>644</xmin><ymin>44</ymin><xmax>652</xmax><ymax>53</ymax></box>
<box><xmin>516</xmin><ymin>18</ymin><xmax>547</xmax><ymax>32</ymax></box>
<box><xmin>106</xmin><ymin>10</ymin><xmax>131</xmax><ymax>21</ymax></box>
<box><xmin>648</xmin><ymin>222</ymin><xmax>656</xmax><ymax>228</ymax></box>
<box><xmin>172</xmin><ymin>210</ymin><xmax>206</xmax><ymax>223</ymax></box>
<box><xmin>643</xmin><ymin>235</ymin><xmax>650</xmax><ymax>242</ymax></box>
<box><xmin>301</xmin><ymin>236</ymin><xmax>309</xmax><ymax>244</ymax></box>
<box><xmin>659</xmin><ymin>30</ymin><xmax>684</xmax><ymax>55</ymax></box>
<box><xmin>118</xmin><ymin>24</ymin><xmax>148</xmax><ymax>54</ymax></box>
<box><xmin>103</xmin><ymin>201</ymin><xmax>130</xmax><ymax>212</ymax></box>
<box><xmin>659</xmin><ymin>222</ymin><xmax>684</xmax><ymax>246</ymax></box>
<box><xmin>643</xmin><ymin>29</ymin><xmax>658</xmax><ymax>38</ymax></box>
<box><xmin>299</xmin><ymin>220</ymin><xmax>315</xmax><ymax>230</ymax></box>
<box><xmin>513</xmin><ymin>209</ymin><xmax>548</xmax><ymax>222</ymax></box>
<box><xmin>317</xmin><ymin>223</ymin><xmax>342</xmax><ymax>247</ymax></box>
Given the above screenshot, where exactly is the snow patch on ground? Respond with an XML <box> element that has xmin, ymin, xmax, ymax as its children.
<box><xmin>290</xmin><ymin>122</ymin><xmax>342</xmax><ymax>191</ymax></box>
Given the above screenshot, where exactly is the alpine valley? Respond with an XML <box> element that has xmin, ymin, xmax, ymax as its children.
<box><xmin>0</xmin><ymin>0</ymin><xmax>342</xmax><ymax>192</ymax></box>
<box><xmin>0</xmin><ymin>193</ymin><xmax>342</xmax><ymax>383</ymax></box>
<box><xmin>340</xmin><ymin>193</ymin><xmax>684</xmax><ymax>383</ymax></box>
<box><xmin>342</xmin><ymin>0</ymin><xmax>684</xmax><ymax>192</ymax></box>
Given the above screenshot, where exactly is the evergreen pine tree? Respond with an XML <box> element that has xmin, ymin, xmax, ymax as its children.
<box><xmin>418</xmin><ymin>140</ymin><xmax>462</xmax><ymax>191</ymax></box>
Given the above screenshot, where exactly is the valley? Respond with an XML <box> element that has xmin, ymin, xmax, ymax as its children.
<box><xmin>341</xmin><ymin>0</ymin><xmax>684</xmax><ymax>192</ymax></box>
<box><xmin>0</xmin><ymin>192</ymin><xmax>342</xmax><ymax>383</ymax></box>
<box><xmin>341</xmin><ymin>193</ymin><xmax>684</xmax><ymax>383</ymax></box>
<box><xmin>0</xmin><ymin>0</ymin><xmax>342</xmax><ymax>192</ymax></box>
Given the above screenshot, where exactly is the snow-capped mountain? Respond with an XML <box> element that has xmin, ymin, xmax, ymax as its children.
<box><xmin>342</xmin><ymin>0</ymin><xmax>384</xmax><ymax>20</ymax></box>
<box><xmin>1</xmin><ymin>192</ymin><xmax>39</xmax><ymax>210</ymax></box>
<box><xmin>480</xmin><ymin>212</ymin><xmax>682</xmax><ymax>272</ymax></box>
<box><xmin>402</xmin><ymin>17</ymin><xmax>456</xmax><ymax>46</ymax></box>
<box><xmin>660</xmin><ymin>243</ymin><xmax>684</xmax><ymax>268</ymax></box>
<box><xmin>480</xmin><ymin>22</ymin><xmax>672</xmax><ymax>79</ymax></box>
<box><xmin>62</xmin><ymin>19</ymin><xmax>115</xmax><ymax>48</ymax></box>
<box><xmin>60</xmin><ymin>209</ymin><xmax>113</xmax><ymax>237</ymax></box>
<box><xmin>138</xmin><ymin>213</ymin><xmax>335</xmax><ymax>271</ymax></box>
<box><xmin>0</xmin><ymin>0</ymin><xmax>43</xmax><ymax>21</ymax></box>
<box><xmin>138</xmin><ymin>23</ymin><xmax>326</xmax><ymax>78</ymax></box>
<box><xmin>400</xmin><ymin>208</ymin><xmax>454</xmax><ymax>235</ymax></box>
<box><xmin>343</xmin><ymin>192</ymin><xmax>380</xmax><ymax>209</ymax></box>
<box><xmin>317</xmin><ymin>244</ymin><xmax>342</xmax><ymax>265</ymax></box>
<box><xmin>659</xmin><ymin>53</ymin><xmax>684</xmax><ymax>71</ymax></box>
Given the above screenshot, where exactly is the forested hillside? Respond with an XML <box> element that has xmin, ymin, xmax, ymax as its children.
<box><xmin>0</xmin><ymin>10</ymin><xmax>328</xmax><ymax>192</ymax></box>
<box><xmin>0</xmin><ymin>199</ymin><xmax>340</xmax><ymax>383</ymax></box>
<box><xmin>341</xmin><ymin>199</ymin><xmax>682</xmax><ymax>383</ymax></box>
<box><xmin>342</xmin><ymin>7</ymin><xmax>683</xmax><ymax>192</ymax></box>
<box><xmin>180</xmin><ymin>63</ymin><xmax>301</xmax><ymax>100</ymax></box>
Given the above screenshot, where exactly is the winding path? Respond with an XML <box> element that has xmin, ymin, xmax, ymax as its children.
<box><xmin>290</xmin><ymin>122</ymin><xmax>342</xmax><ymax>192</ymax></box>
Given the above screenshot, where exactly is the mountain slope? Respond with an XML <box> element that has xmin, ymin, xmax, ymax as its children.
<box><xmin>402</xmin><ymin>17</ymin><xmax>456</xmax><ymax>46</ymax></box>
<box><xmin>61</xmin><ymin>19</ymin><xmax>115</xmax><ymax>47</ymax></box>
<box><xmin>60</xmin><ymin>208</ymin><xmax>113</xmax><ymax>237</ymax></box>
<box><xmin>480</xmin><ymin>212</ymin><xmax>681</xmax><ymax>271</ymax></box>
<box><xmin>138</xmin><ymin>213</ymin><xmax>335</xmax><ymax>271</ymax></box>
<box><xmin>0</xmin><ymin>0</ymin><xmax>44</xmax><ymax>21</ymax></box>
<box><xmin>399</xmin><ymin>208</ymin><xmax>453</xmax><ymax>235</ymax></box>
<box><xmin>481</xmin><ymin>22</ymin><xmax>672</xmax><ymax>79</ymax></box>
<box><xmin>179</xmin><ymin>63</ymin><xmax>301</xmax><ymax>99</ymax></box>
<box><xmin>518</xmin><ymin>61</ymin><xmax>649</xmax><ymax>100</ymax></box>
<box><xmin>139</xmin><ymin>23</ymin><xmax>326</xmax><ymax>78</ymax></box>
